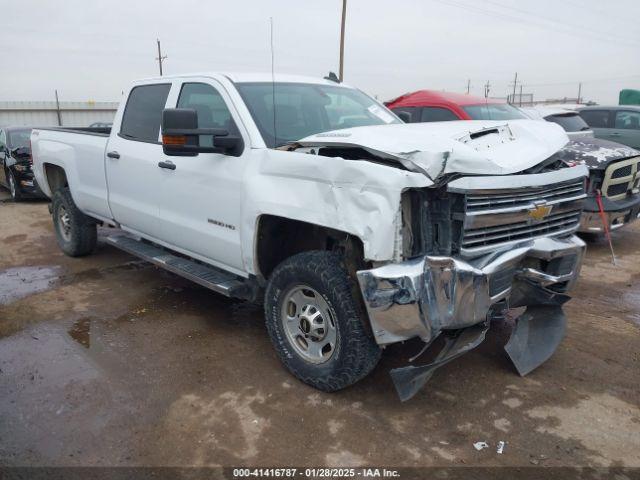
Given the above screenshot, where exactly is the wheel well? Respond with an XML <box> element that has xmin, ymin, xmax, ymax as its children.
<box><xmin>44</xmin><ymin>164</ymin><xmax>68</xmax><ymax>193</ymax></box>
<box><xmin>256</xmin><ymin>215</ymin><xmax>367</xmax><ymax>281</ymax></box>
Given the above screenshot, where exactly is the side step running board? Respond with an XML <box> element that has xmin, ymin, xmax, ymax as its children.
<box><xmin>105</xmin><ymin>234</ymin><xmax>251</xmax><ymax>299</ymax></box>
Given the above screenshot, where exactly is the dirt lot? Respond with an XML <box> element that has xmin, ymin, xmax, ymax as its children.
<box><xmin>0</xmin><ymin>190</ymin><xmax>638</xmax><ymax>470</ymax></box>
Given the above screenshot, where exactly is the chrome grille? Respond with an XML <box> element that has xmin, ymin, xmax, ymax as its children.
<box><xmin>602</xmin><ymin>157</ymin><xmax>639</xmax><ymax>201</ymax></box>
<box><xmin>462</xmin><ymin>210</ymin><xmax>582</xmax><ymax>249</ymax></box>
<box><xmin>447</xmin><ymin>169</ymin><xmax>587</xmax><ymax>256</ymax></box>
<box><xmin>466</xmin><ymin>180</ymin><xmax>585</xmax><ymax>212</ymax></box>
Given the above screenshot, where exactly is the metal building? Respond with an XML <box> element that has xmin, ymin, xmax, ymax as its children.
<box><xmin>0</xmin><ymin>101</ymin><xmax>118</xmax><ymax>127</ymax></box>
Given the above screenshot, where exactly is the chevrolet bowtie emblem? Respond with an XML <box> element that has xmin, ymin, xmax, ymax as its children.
<box><xmin>527</xmin><ymin>202</ymin><xmax>553</xmax><ymax>221</ymax></box>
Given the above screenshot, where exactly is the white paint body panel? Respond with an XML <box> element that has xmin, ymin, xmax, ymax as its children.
<box><xmin>32</xmin><ymin>73</ymin><xmax>574</xmax><ymax>278</ymax></box>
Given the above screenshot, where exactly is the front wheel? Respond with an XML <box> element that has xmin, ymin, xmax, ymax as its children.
<box><xmin>264</xmin><ymin>251</ymin><xmax>381</xmax><ymax>392</ymax></box>
<box><xmin>52</xmin><ymin>187</ymin><xmax>97</xmax><ymax>257</ymax></box>
<box><xmin>7</xmin><ymin>169</ymin><xmax>22</xmax><ymax>201</ymax></box>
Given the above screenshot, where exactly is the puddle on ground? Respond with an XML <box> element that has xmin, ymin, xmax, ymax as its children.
<box><xmin>0</xmin><ymin>265</ymin><xmax>62</xmax><ymax>305</ymax></box>
<box><xmin>623</xmin><ymin>288</ymin><xmax>640</xmax><ymax>327</ymax></box>
<box><xmin>68</xmin><ymin>317</ymin><xmax>91</xmax><ymax>348</ymax></box>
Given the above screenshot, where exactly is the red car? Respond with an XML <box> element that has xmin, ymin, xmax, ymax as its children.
<box><xmin>385</xmin><ymin>90</ymin><xmax>527</xmax><ymax>122</ymax></box>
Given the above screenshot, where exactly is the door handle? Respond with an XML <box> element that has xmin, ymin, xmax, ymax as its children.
<box><xmin>158</xmin><ymin>161</ymin><xmax>176</xmax><ymax>170</ymax></box>
<box><xmin>107</xmin><ymin>151</ymin><xmax>120</xmax><ymax>159</ymax></box>
<box><xmin>610</xmin><ymin>132</ymin><xmax>621</xmax><ymax>136</ymax></box>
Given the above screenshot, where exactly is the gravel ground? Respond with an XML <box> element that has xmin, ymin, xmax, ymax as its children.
<box><xmin>0</xmin><ymin>190</ymin><xmax>638</xmax><ymax>471</ymax></box>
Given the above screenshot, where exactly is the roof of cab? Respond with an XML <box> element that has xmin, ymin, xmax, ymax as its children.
<box><xmin>133</xmin><ymin>72</ymin><xmax>352</xmax><ymax>88</ymax></box>
<box><xmin>386</xmin><ymin>90</ymin><xmax>506</xmax><ymax>109</ymax></box>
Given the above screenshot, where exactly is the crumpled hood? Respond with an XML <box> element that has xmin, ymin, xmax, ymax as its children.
<box><xmin>297</xmin><ymin>120</ymin><xmax>569</xmax><ymax>183</ymax></box>
<box><xmin>551</xmin><ymin>137</ymin><xmax>639</xmax><ymax>170</ymax></box>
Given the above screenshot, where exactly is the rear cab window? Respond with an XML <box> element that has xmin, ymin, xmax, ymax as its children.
<box><xmin>579</xmin><ymin>110</ymin><xmax>610</xmax><ymax>129</ymax></box>
<box><xmin>120</xmin><ymin>84</ymin><xmax>172</xmax><ymax>143</ymax></box>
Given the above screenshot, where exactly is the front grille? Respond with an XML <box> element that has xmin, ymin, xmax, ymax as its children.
<box><xmin>450</xmin><ymin>172</ymin><xmax>587</xmax><ymax>256</ymax></box>
<box><xmin>466</xmin><ymin>180</ymin><xmax>584</xmax><ymax>212</ymax></box>
<box><xmin>611</xmin><ymin>164</ymin><xmax>632</xmax><ymax>179</ymax></box>
<box><xmin>607</xmin><ymin>183</ymin><xmax>629</xmax><ymax>197</ymax></box>
<box><xmin>462</xmin><ymin>210</ymin><xmax>582</xmax><ymax>249</ymax></box>
<box><xmin>602</xmin><ymin>157</ymin><xmax>639</xmax><ymax>201</ymax></box>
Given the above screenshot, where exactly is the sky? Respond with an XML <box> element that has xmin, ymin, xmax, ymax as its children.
<box><xmin>1</xmin><ymin>0</ymin><xmax>638</xmax><ymax>105</ymax></box>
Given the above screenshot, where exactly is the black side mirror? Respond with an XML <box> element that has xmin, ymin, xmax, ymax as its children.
<box><xmin>396</xmin><ymin>111</ymin><xmax>412</xmax><ymax>123</ymax></box>
<box><xmin>161</xmin><ymin>108</ymin><xmax>244</xmax><ymax>157</ymax></box>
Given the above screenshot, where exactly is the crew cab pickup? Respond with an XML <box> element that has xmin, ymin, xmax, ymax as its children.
<box><xmin>32</xmin><ymin>73</ymin><xmax>588</xmax><ymax>401</ymax></box>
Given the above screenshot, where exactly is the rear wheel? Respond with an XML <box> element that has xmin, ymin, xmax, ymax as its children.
<box><xmin>264</xmin><ymin>250</ymin><xmax>381</xmax><ymax>391</ymax></box>
<box><xmin>52</xmin><ymin>187</ymin><xmax>97</xmax><ymax>257</ymax></box>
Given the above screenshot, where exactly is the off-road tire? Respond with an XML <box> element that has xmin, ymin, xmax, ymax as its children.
<box><xmin>52</xmin><ymin>187</ymin><xmax>97</xmax><ymax>257</ymax></box>
<box><xmin>264</xmin><ymin>250</ymin><xmax>381</xmax><ymax>391</ymax></box>
<box><xmin>7</xmin><ymin>169</ymin><xmax>22</xmax><ymax>201</ymax></box>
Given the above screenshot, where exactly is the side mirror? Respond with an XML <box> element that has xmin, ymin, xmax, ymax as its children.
<box><xmin>396</xmin><ymin>111</ymin><xmax>411</xmax><ymax>123</ymax></box>
<box><xmin>161</xmin><ymin>108</ymin><xmax>244</xmax><ymax>157</ymax></box>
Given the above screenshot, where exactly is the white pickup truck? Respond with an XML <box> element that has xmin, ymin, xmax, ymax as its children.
<box><xmin>32</xmin><ymin>73</ymin><xmax>588</xmax><ymax>400</ymax></box>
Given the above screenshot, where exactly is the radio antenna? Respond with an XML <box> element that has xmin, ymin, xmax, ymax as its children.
<box><xmin>270</xmin><ymin>17</ymin><xmax>277</xmax><ymax>147</ymax></box>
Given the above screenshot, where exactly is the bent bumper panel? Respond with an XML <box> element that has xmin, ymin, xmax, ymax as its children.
<box><xmin>356</xmin><ymin>235</ymin><xmax>585</xmax><ymax>346</ymax></box>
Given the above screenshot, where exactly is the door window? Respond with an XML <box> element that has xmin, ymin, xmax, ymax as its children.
<box><xmin>177</xmin><ymin>83</ymin><xmax>240</xmax><ymax>147</ymax></box>
<box><xmin>420</xmin><ymin>107</ymin><xmax>459</xmax><ymax>122</ymax></box>
<box><xmin>120</xmin><ymin>84</ymin><xmax>171</xmax><ymax>143</ymax></box>
<box><xmin>614</xmin><ymin>110</ymin><xmax>640</xmax><ymax>130</ymax></box>
<box><xmin>579</xmin><ymin>110</ymin><xmax>610</xmax><ymax>129</ymax></box>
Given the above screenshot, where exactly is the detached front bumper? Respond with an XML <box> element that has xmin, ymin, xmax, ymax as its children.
<box><xmin>356</xmin><ymin>235</ymin><xmax>585</xmax><ymax>346</ymax></box>
<box><xmin>579</xmin><ymin>193</ymin><xmax>640</xmax><ymax>233</ymax></box>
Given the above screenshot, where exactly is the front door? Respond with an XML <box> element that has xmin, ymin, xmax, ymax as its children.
<box><xmin>106</xmin><ymin>83</ymin><xmax>172</xmax><ymax>239</ymax></box>
<box><xmin>157</xmin><ymin>80</ymin><xmax>247</xmax><ymax>274</ymax></box>
<box><xmin>611</xmin><ymin>110</ymin><xmax>640</xmax><ymax>149</ymax></box>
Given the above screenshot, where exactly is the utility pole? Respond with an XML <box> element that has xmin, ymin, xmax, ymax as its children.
<box><xmin>466</xmin><ymin>79</ymin><xmax>471</xmax><ymax>94</ymax></box>
<box><xmin>510</xmin><ymin>72</ymin><xmax>518</xmax><ymax>104</ymax></box>
<box><xmin>339</xmin><ymin>0</ymin><xmax>347</xmax><ymax>82</ymax></box>
<box><xmin>54</xmin><ymin>90</ymin><xmax>62</xmax><ymax>126</ymax></box>
<box><xmin>577</xmin><ymin>82</ymin><xmax>582</xmax><ymax>104</ymax></box>
<box><xmin>156</xmin><ymin>39</ymin><xmax>167</xmax><ymax>76</ymax></box>
<box><xmin>484</xmin><ymin>80</ymin><xmax>491</xmax><ymax>98</ymax></box>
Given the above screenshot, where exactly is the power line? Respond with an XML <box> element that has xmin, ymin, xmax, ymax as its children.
<box><xmin>481</xmin><ymin>0</ymin><xmax>640</xmax><ymax>47</ymax></box>
<box><xmin>430</xmin><ymin>0</ymin><xmax>640</xmax><ymax>48</ymax></box>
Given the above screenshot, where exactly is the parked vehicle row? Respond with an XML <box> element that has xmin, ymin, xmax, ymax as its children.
<box><xmin>386</xmin><ymin>90</ymin><xmax>640</xmax><ymax>233</ymax></box>
<box><xmin>0</xmin><ymin>127</ymin><xmax>46</xmax><ymax>200</ymax></box>
<box><xmin>30</xmin><ymin>72</ymin><xmax>589</xmax><ymax>400</ymax></box>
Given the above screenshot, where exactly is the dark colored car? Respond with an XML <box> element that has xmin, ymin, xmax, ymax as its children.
<box><xmin>0</xmin><ymin>127</ymin><xmax>45</xmax><ymax>200</ymax></box>
<box><xmin>577</xmin><ymin>105</ymin><xmax>640</xmax><ymax>149</ymax></box>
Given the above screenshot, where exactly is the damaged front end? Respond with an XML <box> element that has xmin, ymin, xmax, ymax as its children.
<box><xmin>356</xmin><ymin>166</ymin><xmax>588</xmax><ymax>401</ymax></box>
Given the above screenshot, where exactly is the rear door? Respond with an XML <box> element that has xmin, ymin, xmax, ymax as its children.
<box><xmin>610</xmin><ymin>110</ymin><xmax>640</xmax><ymax>148</ymax></box>
<box><xmin>156</xmin><ymin>79</ymin><xmax>248</xmax><ymax>274</ymax></box>
<box><xmin>106</xmin><ymin>82</ymin><xmax>171</xmax><ymax>239</ymax></box>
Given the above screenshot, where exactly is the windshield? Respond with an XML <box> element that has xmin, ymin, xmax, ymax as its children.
<box><xmin>7</xmin><ymin>129</ymin><xmax>32</xmax><ymax>149</ymax></box>
<box><xmin>236</xmin><ymin>82</ymin><xmax>401</xmax><ymax>148</ymax></box>
<box><xmin>463</xmin><ymin>103</ymin><xmax>526</xmax><ymax>120</ymax></box>
<box><xmin>545</xmin><ymin>113</ymin><xmax>590</xmax><ymax>132</ymax></box>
